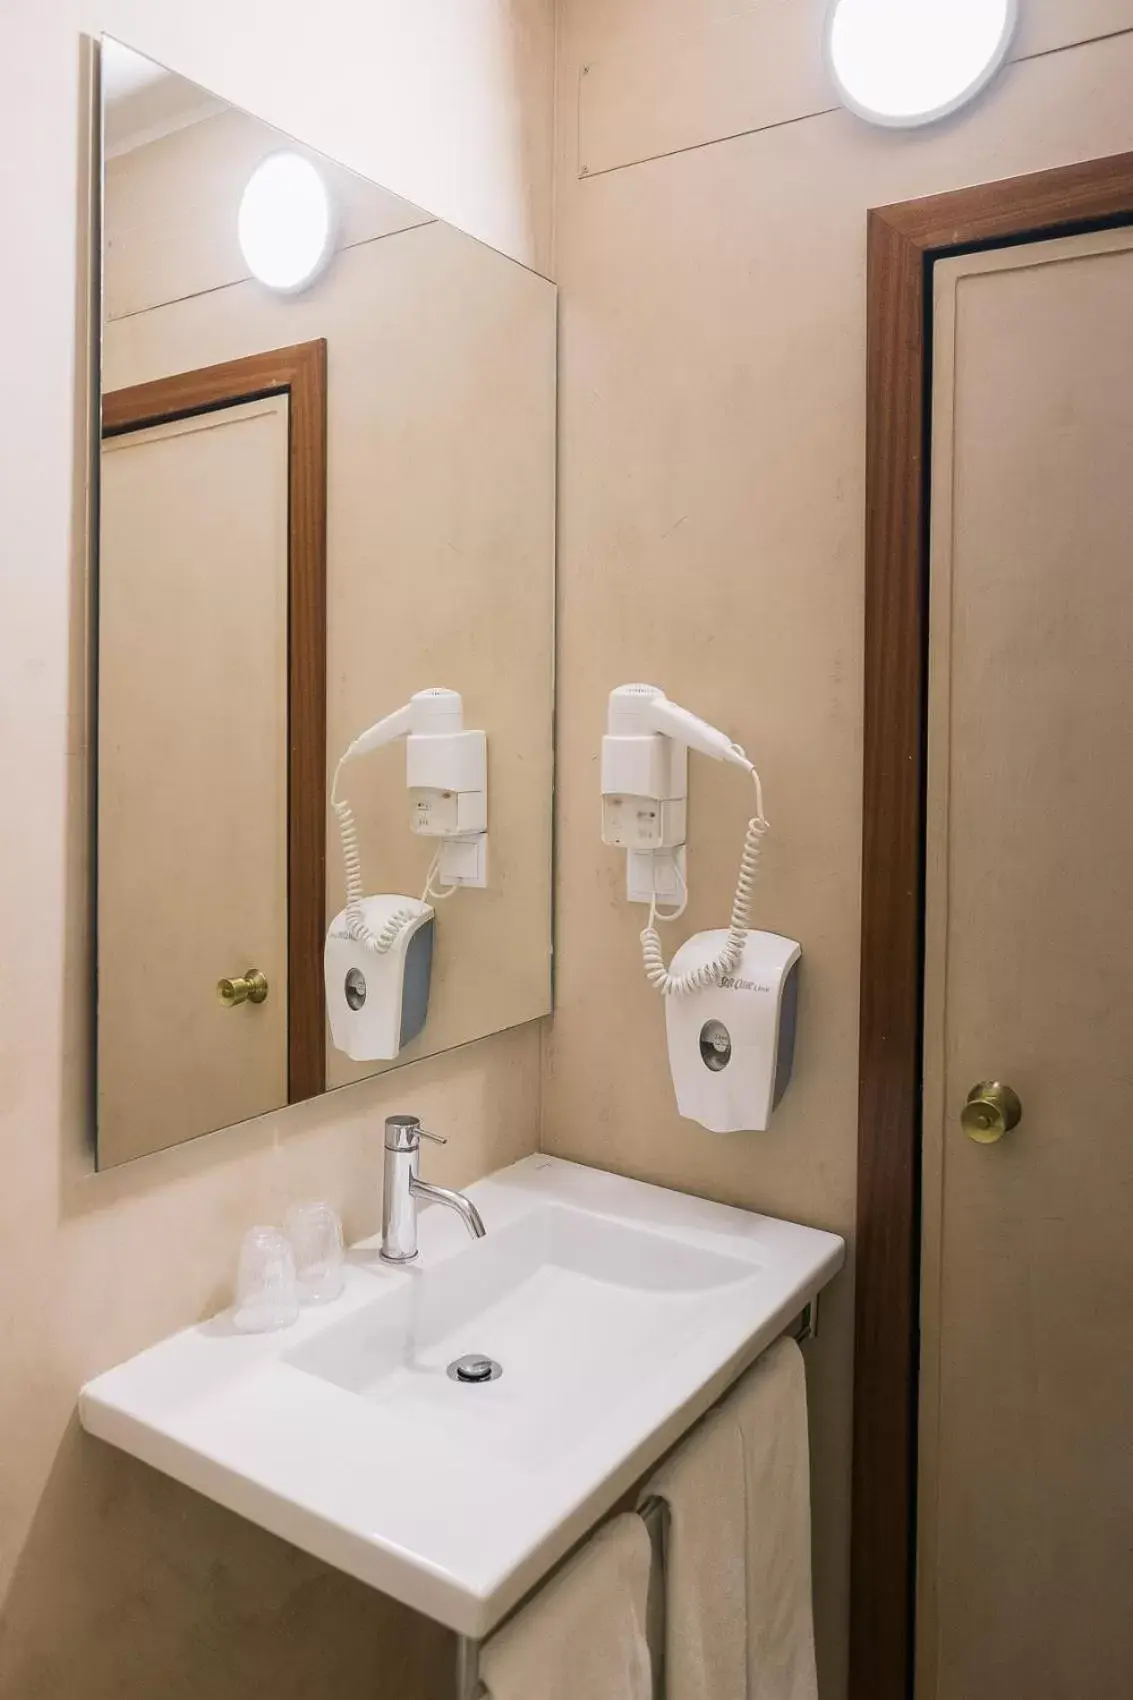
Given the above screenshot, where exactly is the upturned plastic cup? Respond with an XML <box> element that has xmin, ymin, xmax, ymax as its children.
<box><xmin>233</xmin><ymin>1225</ymin><xmax>301</xmax><ymax>1332</ymax></box>
<box><xmin>285</xmin><ymin>1200</ymin><xmax>346</xmax><ymax>1304</ymax></box>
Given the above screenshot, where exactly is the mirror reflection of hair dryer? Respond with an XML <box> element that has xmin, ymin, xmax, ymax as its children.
<box><xmin>325</xmin><ymin>688</ymin><xmax>487</xmax><ymax>1061</ymax></box>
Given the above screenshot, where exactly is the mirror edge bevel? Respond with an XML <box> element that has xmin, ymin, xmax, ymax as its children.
<box><xmin>79</xmin><ymin>34</ymin><xmax>103</xmax><ymax>1164</ymax></box>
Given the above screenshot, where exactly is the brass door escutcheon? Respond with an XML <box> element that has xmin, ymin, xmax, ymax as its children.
<box><xmin>217</xmin><ymin>969</ymin><xmax>269</xmax><ymax>1007</ymax></box>
<box><xmin>961</xmin><ymin>1080</ymin><xmax>1022</xmax><ymax>1144</ymax></box>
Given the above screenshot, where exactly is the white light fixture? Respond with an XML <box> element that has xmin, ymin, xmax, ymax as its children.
<box><xmin>237</xmin><ymin>151</ymin><xmax>333</xmax><ymax>292</ymax></box>
<box><xmin>825</xmin><ymin>0</ymin><xmax>1018</xmax><ymax>129</ymax></box>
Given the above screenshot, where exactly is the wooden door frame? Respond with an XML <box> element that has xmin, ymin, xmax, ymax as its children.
<box><xmin>851</xmin><ymin>152</ymin><xmax>1133</xmax><ymax>1700</ymax></box>
<box><xmin>101</xmin><ymin>340</ymin><xmax>328</xmax><ymax>1112</ymax></box>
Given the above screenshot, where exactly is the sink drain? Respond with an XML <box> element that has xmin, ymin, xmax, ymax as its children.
<box><xmin>447</xmin><ymin>1353</ymin><xmax>502</xmax><ymax>1384</ymax></box>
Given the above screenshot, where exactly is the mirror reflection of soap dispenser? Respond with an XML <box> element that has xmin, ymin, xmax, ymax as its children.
<box><xmin>325</xmin><ymin>896</ymin><xmax>434</xmax><ymax>1062</ymax></box>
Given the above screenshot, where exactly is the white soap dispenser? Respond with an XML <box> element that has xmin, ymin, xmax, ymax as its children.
<box><xmin>663</xmin><ymin>930</ymin><xmax>801</xmax><ymax>1133</ymax></box>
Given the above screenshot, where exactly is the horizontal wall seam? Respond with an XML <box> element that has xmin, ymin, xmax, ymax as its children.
<box><xmin>576</xmin><ymin>25</ymin><xmax>1133</xmax><ymax>183</ymax></box>
<box><xmin>106</xmin><ymin>218</ymin><xmax>438</xmax><ymax>324</ymax></box>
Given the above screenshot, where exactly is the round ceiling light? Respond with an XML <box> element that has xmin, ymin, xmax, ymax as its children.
<box><xmin>825</xmin><ymin>0</ymin><xmax>1018</xmax><ymax>129</ymax></box>
<box><xmin>237</xmin><ymin>151</ymin><xmax>333</xmax><ymax>292</ymax></box>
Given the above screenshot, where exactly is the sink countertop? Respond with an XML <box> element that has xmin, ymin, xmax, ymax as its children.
<box><xmin>79</xmin><ymin>1154</ymin><xmax>844</xmax><ymax>1636</ymax></box>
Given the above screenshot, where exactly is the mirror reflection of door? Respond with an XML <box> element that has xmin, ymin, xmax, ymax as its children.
<box><xmin>97</xmin><ymin>343</ymin><xmax>327</xmax><ymax>1166</ymax></box>
<box><xmin>98</xmin><ymin>396</ymin><xmax>290</xmax><ymax>1159</ymax></box>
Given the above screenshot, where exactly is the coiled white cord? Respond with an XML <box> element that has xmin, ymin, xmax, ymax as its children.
<box><xmin>422</xmin><ymin>847</ymin><xmax>460</xmax><ymax>906</ymax></box>
<box><xmin>640</xmin><ymin>754</ymin><xmax>768</xmax><ymax>996</ymax></box>
<box><xmin>331</xmin><ymin>758</ymin><xmax>423</xmax><ymax>953</ymax></box>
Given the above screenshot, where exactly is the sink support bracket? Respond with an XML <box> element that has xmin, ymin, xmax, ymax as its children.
<box><xmin>455</xmin><ymin>1634</ymin><xmax>484</xmax><ymax>1700</ymax></box>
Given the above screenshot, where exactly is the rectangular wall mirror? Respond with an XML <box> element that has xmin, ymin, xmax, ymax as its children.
<box><xmin>91</xmin><ymin>38</ymin><xmax>555</xmax><ymax>1168</ymax></box>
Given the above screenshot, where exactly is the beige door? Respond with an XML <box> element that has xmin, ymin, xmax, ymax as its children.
<box><xmin>918</xmin><ymin>228</ymin><xmax>1133</xmax><ymax>1699</ymax></box>
<box><xmin>98</xmin><ymin>395</ymin><xmax>290</xmax><ymax>1163</ymax></box>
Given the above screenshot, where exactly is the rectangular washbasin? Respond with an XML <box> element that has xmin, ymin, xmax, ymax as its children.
<box><xmin>80</xmin><ymin>1155</ymin><xmax>844</xmax><ymax>1636</ymax></box>
<box><xmin>286</xmin><ymin>1204</ymin><xmax>762</xmax><ymax>1465</ymax></box>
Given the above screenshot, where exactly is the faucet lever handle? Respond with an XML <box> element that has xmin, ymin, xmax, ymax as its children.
<box><xmin>383</xmin><ymin>1114</ymin><xmax>447</xmax><ymax>1153</ymax></box>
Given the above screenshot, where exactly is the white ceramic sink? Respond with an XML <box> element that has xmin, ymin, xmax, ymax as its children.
<box><xmin>80</xmin><ymin>1155</ymin><xmax>843</xmax><ymax>1636</ymax></box>
<box><xmin>288</xmin><ymin>1203</ymin><xmax>772</xmax><ymax>1464</ymax></box>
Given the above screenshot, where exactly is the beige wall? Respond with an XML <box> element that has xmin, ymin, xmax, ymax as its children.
<box><xmin>103</xmin><ymin>108</ymin><xmax>556</xmax><ymax>1106</ymax></box>
<box><xmin>0</xmin><ymin>2</ymin><xmax>550</xmax><ymax>1696</ymax></box>
<box><xmin>548</xmin><ymin>5</ymin><xmax>1133</xmax><ymax>1696</ymax></box>
<box><xmin>8</xmin><ymin>1</ymin><xmax>1133</xmax><ymax>1694</ymax></box>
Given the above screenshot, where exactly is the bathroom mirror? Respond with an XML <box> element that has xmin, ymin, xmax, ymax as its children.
<box><xmin>91</xmin><ymin>39</ymin><xmax>555</xmax><ymax>1167</ymax></box>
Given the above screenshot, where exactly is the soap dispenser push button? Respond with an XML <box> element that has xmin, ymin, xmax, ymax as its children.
<box><xmin>699</xmin><ymin>1020</ymin><xmax>732</xmax><ymax>1072</ymax></box>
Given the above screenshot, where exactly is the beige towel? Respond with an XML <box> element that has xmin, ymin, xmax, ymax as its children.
<box><xmin>642</xmin><ymin>1337</ymin><xmax>819</xmax><ymax>1700</ymax></box>
<box><xmin>480</xmin><ymin>1512</ymin><xmax>654</xmax><ymax>1700</ymax></box>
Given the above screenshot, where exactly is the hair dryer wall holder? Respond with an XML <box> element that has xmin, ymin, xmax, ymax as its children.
<box><xmin>602</xmin><ymin>684</ymin><xmax>752</xmax><ymax>907</ymax></box>
<box><xmin>626</xmin><ymin>845</ymin><xmax>686</xmax><ymax>906</ymax></box>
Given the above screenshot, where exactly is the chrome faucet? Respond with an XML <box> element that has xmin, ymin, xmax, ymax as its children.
<box><xmin>380</xmin><ymin>1114</ymin><xmax>487</xmax><ymax>1264</ymax></box>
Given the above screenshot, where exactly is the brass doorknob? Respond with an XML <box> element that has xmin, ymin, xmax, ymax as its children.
<box><xmin>217</xmin><ymin>969</ymin><xmax>269</xmax><ymax>1008</ymax></box>
<box><xmin>961</xmin><ymin>1081</ymin><xmax>1022</xmax><ymax>1144</ymax></box>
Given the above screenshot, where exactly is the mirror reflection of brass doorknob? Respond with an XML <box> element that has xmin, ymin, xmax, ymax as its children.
<box><xmin>217</xmin><ymin>970</ymin><xmax>269</xmax><ymax>1008</ymax></box>
<box><xmin>961</xmin><ymin>1081</ymin><xmax>1022</xmax><ymax>1144</ymax></box>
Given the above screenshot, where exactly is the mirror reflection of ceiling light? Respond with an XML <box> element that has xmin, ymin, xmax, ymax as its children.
<box><xmin>237</xmin><ymin>151</ymin><xmax>333</xmax><ymax>292</ymax></box>
<box><xmin>825</xmin><ymin>0</ymin><xmax>1018</xmax><ymax>128</ymax></box>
